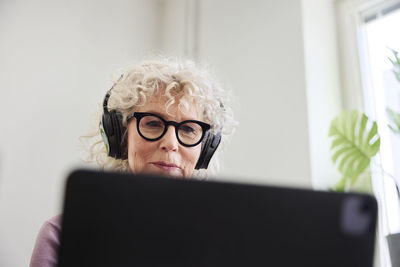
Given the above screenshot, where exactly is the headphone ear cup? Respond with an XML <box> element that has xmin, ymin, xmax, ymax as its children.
<box><xmin>113</xmin><ymin>111</ymin><xmax>127</xmax><ymax>159</ymax></box>
<box><xmin>100</xmin><ymin>112</ymin><xmax>113</xmax><ymax>156</ymax></box>
<box><xmin>117</xmin><ymin>112</ymin><xmax>128</xmax><ymax>159</ymax></box>
<box><xmin>101</xmin><ymin>110</ymin><xmax>126</xmax><ymax>159</ymax></box>
<box><xmin>195</xmin><ymin>132</ymin><xmax>221</xmax><ymax>170</ymax></box>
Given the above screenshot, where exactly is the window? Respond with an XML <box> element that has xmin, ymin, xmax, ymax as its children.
<box><xmin>357</xmin><ymin>1</ymin><xmax>400</xmax><ymax>267</ymax></box>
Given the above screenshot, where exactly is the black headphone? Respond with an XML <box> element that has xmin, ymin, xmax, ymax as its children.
<box><xmin>99</xmin><ymin>86</ymin><xmax>221</xmax><ymax>169</ymax></box>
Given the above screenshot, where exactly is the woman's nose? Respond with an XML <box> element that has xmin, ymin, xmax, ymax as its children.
<box><xmin>159</xmin><ymin>126</ymin><xmax>179</xmax><ymax>151</ymax></box>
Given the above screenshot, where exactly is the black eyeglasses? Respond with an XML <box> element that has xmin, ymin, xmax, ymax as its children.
<box><xmin>127</xmin><ymin>112</ymin><xmax>211</xmax><ymax>147</ymax></box>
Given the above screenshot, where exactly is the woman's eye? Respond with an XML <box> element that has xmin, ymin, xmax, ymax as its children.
<box><xmin>181</xmin><ymin>125</ymin><xmax>195</xmax><ymax>134</ymax></box>
<box><xmin>146</xmin><ymin>121</ymin><xmax>162</xmax><ymax>128</ymax></box>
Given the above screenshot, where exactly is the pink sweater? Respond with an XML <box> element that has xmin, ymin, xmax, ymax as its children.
<box><xmin>30</xmin><ymin>215</ymin><xmax>62</xmax><ymax>267</ymax></box>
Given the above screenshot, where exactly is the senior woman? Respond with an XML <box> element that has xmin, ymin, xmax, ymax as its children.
<box><xmin>30</xmin><ymin>58</ymin><xmax>235</xmax><ymax>267</ymax></box>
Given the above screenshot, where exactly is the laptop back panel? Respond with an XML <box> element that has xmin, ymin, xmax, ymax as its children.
<box><xmin>58</xmin><ymin>170</ymin><xmax>377</xmax><ymax>267</ymax></box>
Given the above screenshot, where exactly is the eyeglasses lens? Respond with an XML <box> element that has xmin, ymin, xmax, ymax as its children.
<box><xmin>178</xmin><ymin>122</ymin><xmax>203</xmax><ymax>145</ymax></box>
<box><xmin>138</xmin><ymin>115</ymin><xmax>203</xmax><ymax>145</ymax></box>
<box><xmin>139</xmin><ymin>115</ymin><xmax>165</xmax><ymax>139</ymax></box>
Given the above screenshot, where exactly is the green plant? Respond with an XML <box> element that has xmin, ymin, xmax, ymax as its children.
<box><xmin>388</xmin><ymin>47</ymin><xmax>400</xmax><ymax>82</ymax></box>
<box><xmin>387</xmin><ymin>107</ymin><xmax>400</xmax><ymax>135</ymax></box>
<box><xmin>329</xmin><ymin>110</ymin><xmax>380</xmax><ymax>191</ymax></box>
<box><xmin>329</xmin><ymin>48</ymin><xmax>400</xmax><ymax>193</ymax></box>
<box><xmin>387</xmin><ymin>48</ymin><xmax>400</xmax><ymax>135</ymax></box>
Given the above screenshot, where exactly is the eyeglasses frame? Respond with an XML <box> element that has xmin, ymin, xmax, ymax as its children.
<box><xmin>126</xmin><ymin>112</ymin><xmax>211</xmax><ymax>147</ymax></box>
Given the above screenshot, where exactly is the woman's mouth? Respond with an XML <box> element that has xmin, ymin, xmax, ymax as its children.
<box><xmin>151</xmin><ymin>162</ymin><xmax>181</xmax><ymax>172</ymax></box>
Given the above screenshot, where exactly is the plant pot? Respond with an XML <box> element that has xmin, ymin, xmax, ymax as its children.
<box><xmin>387</xmin><ymin>233</ymin><xmax>400</xmax><ymax>267</ymax></box>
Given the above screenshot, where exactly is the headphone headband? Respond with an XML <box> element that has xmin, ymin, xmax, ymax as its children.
<box><xmin>103</xmin><ymin>90</ymin><xmax>111</xmax><ymax>114</ymax></box>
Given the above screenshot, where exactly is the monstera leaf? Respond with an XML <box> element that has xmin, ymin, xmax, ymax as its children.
<box><xmin>329</xmin><ymin>110</ymin><xmax>380</xmax><ymax>191</ymax></box>
<box><xmin>388</xmin><ymin>48</ymin><xmax>400</xmax><ymax>82</ymax></box>
<box><xmin>387</xmin><ymin>108</ymin><xmax>400</xmax><ymax>135</ymax></box>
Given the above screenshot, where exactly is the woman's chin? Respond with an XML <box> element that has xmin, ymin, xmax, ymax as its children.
<box><xmin>129</xmin><ymin>164</ymin><xmax>186</xmax><ymax>178</ymax></box>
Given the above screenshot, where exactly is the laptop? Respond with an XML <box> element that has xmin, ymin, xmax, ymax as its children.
<box><xmin>58</xmin><ymin>170</ymin><xmax>377</xmax><ymax>267</ymax></box>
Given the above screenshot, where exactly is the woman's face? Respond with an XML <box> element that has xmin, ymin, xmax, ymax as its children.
<box><xmin>127</xmin><ymin>94</ymin><xmax>202</xmax><ymax>178</ymax></box>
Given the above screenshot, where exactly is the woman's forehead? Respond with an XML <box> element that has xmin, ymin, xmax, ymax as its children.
<box><xmin>137</xmin><ymin>93</ymin><xmax>202</xmax><ymax>121</ymax></box>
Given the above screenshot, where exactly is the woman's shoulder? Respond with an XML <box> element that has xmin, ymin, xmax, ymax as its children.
<box><xmin>45</xmin><ymin>214</ymin><xmax>62</xmax><ymax>231</ymax></box>
<box><xmin>39</xmin><ymin>214</ymin><xmax>62</xmax><ymax>241</ymax></box>
<box><xmin>30</xmin><ymin>214</ymin><xmax>63</xmax><ymax>267</ymax></box>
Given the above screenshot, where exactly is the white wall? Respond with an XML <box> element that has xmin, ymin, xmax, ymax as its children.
<box><xmin>195</xmin><ymin>0</ymin><xmax>313</xmax><ymax>187</ymax></box>
<box><xmin>302</xmin><ymin>0</ymin><xmax>343</xmax><ymax>189</ymax></box>
<box><xmin>0</xmin><ymin>0</ymin><xmax>162</xmax><ymax>266</ymax></box>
